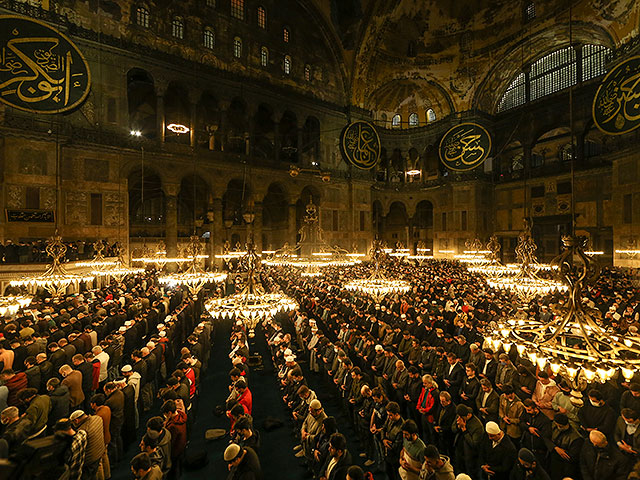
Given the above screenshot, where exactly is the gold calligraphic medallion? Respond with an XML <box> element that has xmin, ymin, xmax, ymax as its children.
<box><xmin>439</xmin><ymin>123</ymin><xmax>491</xmax><ymax>172</ymax></box>
<box><xmin>0</xmin><ymin>15</ymin><xmax>91</xmax><ymax>114</ymax></box>
<box><xmin>340</xmin><ymin>121</ymin><xmax>381</xmax><ymax>170</ymax></box>
<box><xmin>593</xmin><ymin>56</ymin><xmax>640</xmax><ymax>136</ymax></box>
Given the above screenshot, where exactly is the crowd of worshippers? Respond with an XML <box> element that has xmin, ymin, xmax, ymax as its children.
<box><xmin>0</xmin><ymin>273</ymin><xmax>212</xmax><ymax>480</ymax></box>
<box><xmin>238</xmin><ymin>260</ymin><xmax>640</xmax><ymax>480</ymax></box>
<box><xmin>220</xmin><ymin>316</ymin><xmax>368</xmax><ymax>480</ymax></box>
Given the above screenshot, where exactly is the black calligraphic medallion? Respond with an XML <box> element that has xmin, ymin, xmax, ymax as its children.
<box><xmin>0</xmin><ymin>15</ymin><xmax>91</xmax><ymax>114</ymax></box>
<box><xmin>439</xmin><ymin>123</ymin><xmax>491</xmax><ymax>172</ymax></box>
<box><xmin>593</xmin><ymin>56</ymin><xmax>640</xmax><ymax>136</ymax></box>
<box><xmin>340</xmin><ymin>121</ymin><xmax>381</xmax><ymax>170</ymax></box>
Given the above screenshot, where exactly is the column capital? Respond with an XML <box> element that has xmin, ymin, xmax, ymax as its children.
<box><xmin>155</xmin><ymin>77</ymin><xmax>170</xmax><ymax>96</ymax></box>
<box><xmin>163</xmin><ymin>183</ymin><xmax>180</xmax><ymax>197</ymax></box>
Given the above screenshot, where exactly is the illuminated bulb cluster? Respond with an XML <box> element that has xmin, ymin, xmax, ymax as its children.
<box><xmin>0</xmin><ymin>296</ymin><xmax>32</xmax><ymax>317</ymax></box>
<box><xmin>344</xmin><ymin>278</ymin><xmax>411</xmax><ymax>301</ymax></box>
<box><xmin>487</xmin><ymin>275</ymin><xmax>568</xmax><ymax>298</ymax></box>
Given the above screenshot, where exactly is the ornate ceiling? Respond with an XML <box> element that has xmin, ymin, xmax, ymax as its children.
<box><xmin>307</xmin><ymin>0</ymin><xmax>640</xmax><ymax>115</ymax></box>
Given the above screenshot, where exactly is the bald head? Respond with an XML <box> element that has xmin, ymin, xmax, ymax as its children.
<box><xmin>589</xmin><ymin>430</ymin><xmax>607</xmax><ymax>448</ymax></box>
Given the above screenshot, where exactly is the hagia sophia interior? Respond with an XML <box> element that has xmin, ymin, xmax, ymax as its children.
<box><xmin>0</xmin><ymin>1</ymin><xmax>640</xmax><ymax>480</ymax></box>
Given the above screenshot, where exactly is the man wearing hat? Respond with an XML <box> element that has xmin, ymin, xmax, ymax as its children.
<box><xmin>224</xmin><ymin>443</ymin><xmax>262</xmax><ymax>479</ymax></box>
<box><xmin>70</xmin><ymin>409</ymin><xmax>106</xmax><ymax>480</ymax></box>
<box><xmin>548</xmin><ymin>412</ymin><xmax>582</xmax><ymax>480</ymax></box>
<box><xmin>479</xmin><ymin>421</ymin><xmax>516</xmax><ymax>480</ymax></box>
<box><xmin>511</xmin><ymin>448</ymin><xmax>551</xmax><ymax>480</ymax></box>
<box><xmin>296</xmin><ymin>399</ymin><xmax>327</xmax><ymax>459</ymax></box>
<box><xmin>451</xmin><ymin>404</ymin><xmax>483</xmax><ymax>476</ymax></box>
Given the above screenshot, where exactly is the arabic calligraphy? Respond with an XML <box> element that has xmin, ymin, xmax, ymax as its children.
<box><xmin>340</xmin><ymin>121</ymin><xmax>381</xmax><ymax>170</ymax></box>
<box><xmin>0</xmin><ymin>15</ymin><xmax>90</xmax><ymax>114</ymax></box>
<box><xmin>593</xmin><ymin>56</ymin><xmax>640</xmax><ymax>136</ymax></box>
<box><xmin>6</xmin><ymin>209</ymin><xmax>55</xmax><ymax>223</ymax></box>
<box><xmin>439</xmin><ymin>123</ymin><xmax>491</xmax><ymax>172</ymax></box>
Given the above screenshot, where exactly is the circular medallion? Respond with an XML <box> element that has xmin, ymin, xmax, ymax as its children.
<box><xmin>593</xmin><ymin>55</ymin><xmax>640</xmax><ymax>136</ymax></box>
<box><xmin>439</xmin><ymin>123</ymin><xmax>492</xmax><ymax>172</ymax></box>
<box><xmin>340</xmin><ymin>121</ymin><xmax>381</xmax><ymax>170</ymax></box>
<box><xmin>0</xmin><ymin>15</ymin><xmax>91</xmax><ymax>114</ymax></box>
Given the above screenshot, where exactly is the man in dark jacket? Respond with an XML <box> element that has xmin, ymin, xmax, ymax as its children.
<box><xmin>224</xmin><ymin>443</ymin><xmax>262</xmax><ymax>480</ymax></box>
<box><xmin>510</xmin><ymin>448</ymin><xmax>551</xmax><ymax>480</ymax></box>
<box><xmin>46</xmin><ymin>378</ymin><xmax>70</xmax><ymax>427</ymax></box>
<box><xmin>519</xmin><ymin>398</ymin><xmax>552</xmax><ymax>460</ymax></box>
<box><xmin>104</xmin><ymin>381</ymin><xmax>125</xmax><ymax>463</ymax></box>
<box><xmin>579</xmin><ymin>430</ymin><xmax>626</xmax><ymax>480</ymax></box>
<box><xmin>546</xmin><ymin>413</ymin><xmax>583</xmax><ymax>480</ymax></box>
<box><xmin>452</xmin><ymin>404</ymin><xmax>483</xmax><ymax>476</ymax></box>
<box><xmin>480</xmin><ymin>421</ymin><xmax>516</xmax><ymax>480</ymax></box>
<box><xmin>578</xmin><ymin>388</ymin><xmax>617</xmax><ymax>439</ymax></box>
<box><xmin>319</xmin><ymin>433</ymin><xmax>352</xmax><ymax>480</ymax></box>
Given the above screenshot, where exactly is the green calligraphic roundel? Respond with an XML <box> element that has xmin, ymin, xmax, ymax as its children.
<box><xmin>0</xmin><ymin>15</ymin><xmax>91</xmax><ymax>114</ymax></box>
<box><xmin>593</xmin><ymin>55</ymin><xmax>640</xmax><ymax>136</ymax></box>
<box><xmin>340</xmin><ymin>121</ymin><xmax>381</xmax><ymax>170</ymax></box>
<box><xmin>439</xmin><ymin>123</ymin><xmax>492</xmax><ymax>172</ymax></box>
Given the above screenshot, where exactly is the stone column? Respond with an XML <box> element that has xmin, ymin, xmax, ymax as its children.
<box><xmin>156</xmin><ymin>80</ymin><xmax>168</xmax><ymax>143</ymax></box>
<box><xmin>288</xmin><ymin>203</ymin><xmax>297</xmax><ymax>245</ymax></box>
<box><xmin>218</xmin><ymin>100</ymin><xmax>231</xmax><ymax>152</ymax></box>
<box><xmin>211</xmin><ymin>197</ymin><xmax>223</xmax><ymax>268</ymax></box>
<box><xmin>164</xmin><ymin>183</ymin><xmax>179</xmax><ymax>257</ymax></box>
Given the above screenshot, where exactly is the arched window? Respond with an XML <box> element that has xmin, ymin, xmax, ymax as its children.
<box><xmin>582</xmin><ymin>44</ymin><xmax>609</xmax><ymax>82</ymax></box>
<box><xmin>203</xmin><ymin>27</ymin><xmax>215</xmax><ymax>49</ymax></box>
<box><xmin>392</xmin><ymin>114</ymin><xmax>401</xmax><ymax>128</ymax></box>
<box><xmin>531</xmin><ymin>152</ymin><xmax>544</xmax><ymax>168</ymax></box>
<box><xmin>380</xmin><ymin>113</ymin><xmax>387</xmax><ymax>125</ymax></box>
<box><xmin>559</xmin><ymin>143</ymin><xmax>574</xmax><ymax>162</ymax></box>
<box><xmin>257</xmin><ymin>6</ymin><xmax>267</xmax><ymax>29</ymax></box>
<box><xmin>408</xmin><ymin>113</ymin><xmax>419</xmax><ymax>127</ymax></box>
<box><xmin>260</xmin><ymin>46</ymin><xmax>269</xmax><ymax>67</ymax></box>
<box><xmin>171</xmin><ymin>16</ymin><xmax>184</xmax><ymax>39</ymax></box>
<box><xmin>283</xmin><ymin>55</ymin><xmax>291</xmax><ymax>75</ymax></box>
<box><xmin>283</xmin><ymin>27</ymin><xmax>290</xmax><ymax>43</ymax></box>
<box><xmin>524</xmin><ymin>2</ymin><xmax>536</xmax><ymax>22</ymax></box>
<box><xmin>530</xmin><ymin>47</ymin><xmax>576</xmax><ymax>101</ymax></box>
<box><xmin>426</xmin><ymin>109</ymin><xmax>436</xmax><ymax>122</ymax></box>
<box><xmin>304</xmin><ymin>64</ymin><xmax>311</xmax><ymax>82</ymax></box>
<box><xmin>497</xmin><ymin>72</ymin><xmax>526</xmax><ymax>112</ymax></box>
<box><xmin>231</xmin><ymin>0</ymin><xmax>244</xmax><ymax>20</ymax></box>
<box><xmin>206</xmin><ymin>0</ymin><xmax>215</xmax><ymax>6</ymax></box>
<box><xmin>135</xmin><ymin>6</ymin><xmax>150</xmax><ymax>28</ymax></box>
<box><xmin>233</xmin><ymin>37</ymin><xmax>242</xmax><ymax>58</ymax></box>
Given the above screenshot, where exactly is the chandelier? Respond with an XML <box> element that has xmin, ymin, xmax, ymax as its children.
<box><xmin>487</xmin><ymin>219</ymin><xmax>567</xmax><ymax>302</ymax></box>
<box><xmin>468</xmin><ymin>235</ymin><xmax>518</xmax><ymax>276</ymax></box>
<box><xmin>10</xmin><ymin>234</ymin><xmax>95</xmax><ymax>297</ymax></box>
<box><xmin>264</xmin><ymin>199</ymin><xmax>362</xmax><ymax>273</ymax></box>
<box><xmin>99</xmin><ymin>243</ymin><xmax>145</xmax><ymax>284</ymax></box>
<box><xmin>132</xmin><ymin>241</ymin><xmax>192</xmax><ymax>270</ymax></box>
<box><xmin>0</xmin><ymin>296</ymin><xmax>33</xmax><ymax>317</ymax></box>
<box><xmin>206</xmin><ymin>239</ymin><xmax>297</xmax><ymax>337</ymax></box>
<box><xmin>343</xmin><ymin>239</ymin><xmax>411</xmax><ymax>302</ymax></box>
<box><xmin>490</xmin><ymin>236</ymin><xmax>640</xmax><ymax>382</ymax></box>
<box><xmin>158</xmin><ymin>236</ymin><xmax>226</xmax><ymax>299</ymax></box>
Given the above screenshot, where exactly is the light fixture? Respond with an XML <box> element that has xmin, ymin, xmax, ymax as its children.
<box><xmin>167</xmin><ymin>123</ymin><xmax>190</xmax><ymax>134</ymax></box>
<box><xmin>158</xmin><ymin>236</ymin><xmax>227</xmax><ymax>299</ymax></box>
<box><xmin>486</xmin><ymin>219</ymin><xmax>567</xmax><ymax>302</ymax></box>
<box><xmin>10</xmin><ymin>234</ymin><xmax>95</xmax><ymax>297</ymax></box>
<box><xmin>0</xmin><ymin>296</ymin><xmax>33</xmax><ymax>317</ymax></box>
<box><xmin>406</xmin><ymin>169</ymin><xmax>421</xmax><ymax>176</ymax></box>
<box><xmin>492</xmin><ymin>236</ymin><xmax>640</xmax><ymax>382</ymax></box>
<box><xmin>343</xmin><ymin>239</ymin><xmax>411</xmax><ymax>302</ymax></box>
<box><xmin>206</xmin><ymin>239</ymin><xmax>297</xmax><ymax>337</ymax></box>
<box><xmin>130</xmin><ymin>130</ymin><xmax>142</xmax><ymax>137</ymax></box>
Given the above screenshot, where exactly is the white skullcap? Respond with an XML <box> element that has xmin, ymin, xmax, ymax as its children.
<box><xmin>118</xmin><ymin>327</ymin><xmax>126</xmax><ymax>333</ymax></box>
<box><xmin>284</xmin><ymin>348</ymin><xmax>293</xmax><ymax>356</ymax></box>
<box><xmin>69</xmin><ymin>410</ymin><xmax>85</xmax><ymax>421</ymax></box>
<box><xmin>375</xmin><ymin>345</ymin><xmax>383</xmax><ymax>351</ymax></box>
<box><xmin>456</xmin><ymin>475</ymin><xmax>472</xmax><ymax>480</ymax></box>
<box><xmin>124</xmin><ymin>321</ymin><xmax>132</xmax><ymax>327</ymax></box>
<box><xmin>285</xmin><ymin>355</ymin><xmax>295</xmax><ymax>363</ymax></box>
<box><xmin>157</xmin><ymin>323</ymin><xmax>165</xmax><ymax>330</ymax></box>
<box><xmin>165</xmin><ymin>315</ymin><xmax>172</xmax><ymax>322</ymax></box>
<box><xmin>485</xmin><ymin>421</ymin><xmax>501</xmax><ymax>435</ymax></box>
<box><xmin>309</xmin><ymin>399</ymin><xmax>322</xmax><ymax>410</ymax></box>
<box><xmin>121</xmin><ymin>365</ymin><xmax>132</xmax><ymax>372</ymax></box>
<box><xmin>224</xmin><ymin>443</ymin><xmax>241</xmax><ymax>462</ymax></box>
<box><xmin>159</xmin><ymin>331</ymin><xmax>166</xmax><ymax>337</ymax></box>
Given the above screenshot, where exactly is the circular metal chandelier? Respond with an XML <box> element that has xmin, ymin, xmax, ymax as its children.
<box><xmin>486</xmin><ymin>220</ymin><xmax>567</xmax><ymax>302</ymax></box>
<box><xmin>158</xmin><ymin>236</ymin><xmax>227</xmax><ymax>299</ymax></box>
<box><xmin>0</xmin><ymin>296</ymin><xmax>33</xmax><ymax>317</ymax></box>
<box><xmin>343</xmin><ymin>239</ymin><xmax>411</xmax><ymax>302</ymax></box>
<box><xmin>10</xmin><ymin>234</ymin><xmax>95</xmax><ymax>297</ymax></box>
<box><xmin>488</xmin><ymin>236</ymin><xmax>640</xmax><ymax>383</ymax></box>
<box><xmin>206</xmin><ymin>239</ymin><xmax>297</xmax><ymax>337</ymax></box>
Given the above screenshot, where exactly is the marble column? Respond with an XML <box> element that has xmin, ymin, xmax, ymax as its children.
<box><xmin>288</xmin><ymin>203</ymin><xmax>297</xmax><ymax>245</ymax></box>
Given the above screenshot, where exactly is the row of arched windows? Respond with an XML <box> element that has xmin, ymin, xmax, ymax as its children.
<box><xmin>135</xmin><ymin>3</ymin><xmax>291</xmax><ymax>43</ymax></box>
<box><xmin>497</xmin><ymin>44</ymin><xmax>610</xmax><ymax>112</ymax></box>
<box><xmin>389</xmin><ymin>110</ymin><xmax>436</xmax><ymax>128</ymax></box>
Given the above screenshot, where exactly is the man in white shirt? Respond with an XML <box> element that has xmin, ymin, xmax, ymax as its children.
<box><xmin>92</xmin><ymin>345</ymin><xmax>109</xmax><ymax>383</ymax></box>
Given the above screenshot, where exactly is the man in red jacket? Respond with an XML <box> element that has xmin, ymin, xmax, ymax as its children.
<box><xmin>162</xmin><ymin>399</ymin><xmax>187</xmax><ymax>477</ymax></box>
<box><xmin>0</xmin><ymin>369</ymin><xmax>28</xmax><ymax>406</ymax></box>
<box><xmin>235</xmin><ymin>379</ymin><xmax>253</xmax><ymax>415</ymax></box>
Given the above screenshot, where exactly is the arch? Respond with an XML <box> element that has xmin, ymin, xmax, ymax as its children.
<box><xmin>134</xmin><ymin>5</ymin><xmax>150</xmax><ymax>28</ymax></box>
<box><xmin>295</xmin><ymin>185</ymin><xmax>322</xmax><ymax>239</ymax></box>
<box><xmin>283</xmin><ymin>55</ymin><xmax>292</xmax><ymax>75</ymax></box>
<box><xmin>408</xmin><ymin>112</ymin><xmax>419</xmax><ymax>127</ymax></box>
<box><xmin>384</xmin><ymin>201</ymin><xmax>409</xmax><ymax>246</ymax></box>
<box><xmin>164</xmin><ymin>82</ymin><xmax>190</xmax><ymax>144</ymax></box>
<box><xmin>262</xmin><ymin>183</ymin><xmax>289</xmax><ymax>248</ymax></box>
<box><xmin>226</xmin><ymin>97</ymin><xmax>248</xmax><ymax>153</ymax></box>
<box><xmin>222</xmin><ymin>178</ymin><xmax>252</xmax><ymax>226</ymax></box>
<box><xmin>203</xmin><ymin>27</ymin><xmax>215</xmax><ymax>49</ymax></box>
<box><xmin>301</xmin><ymin>116</ymin><xmax>321</xmax><ymax>165</ymax></box>
<box><xmin>260</xmin><ymin>46</ymin><xmax>269</xmax><ymax>67</ymax></box>
<box><xmin>171</xmin><ymin>16</ymin><xmax>184</xmax><ymax>39</ymax></box>
<box><xmin>414</xmin><ymin>200</ymin><xmax>433</xmax><ymax>229</ymax></box>
<box><xmin>127</xmin><ymin>68</ymin><xmax>156</xmax><ymax>138</ymax></box>
<box><xmin>257</xmin><ymin>5</ymin><xmax>267</xmax><ymax>29</ymax></box>
<box><xmin>280</xmin><ymin>110</ymin><xmax>298</xmax><ymax>162</ymax></box>
<box><xmin>178</xmin><ymin>174</ymin><xmax>210</xmax><ymax>228</ymax></box>
<box><xmin>233</xmin><ymin>36</ymin><xmax>243</xmax><ymax>58</ymax></box>
<box><xmin>128</xmin><ymin>167</ymin><xmax>166</xmax><ymax>237</ymax></box>
<box><xmin>391</xmin><ymin>114</ymin><xmax>401</xmax><ymax>128</ymax></box>
<box><xmin>252</xmin><ymin>103</ymin><xmax>275</xmax><ymax>159</ymax></box>
<box><xmin>196</xmin><ymin>91</ymin><xmax>219</xmax><ymax>149</ymax></box>
<box><xmin>533</xmin><ymin>127</ymin><xmax>571</xmax><ymax>164</ymax></box>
